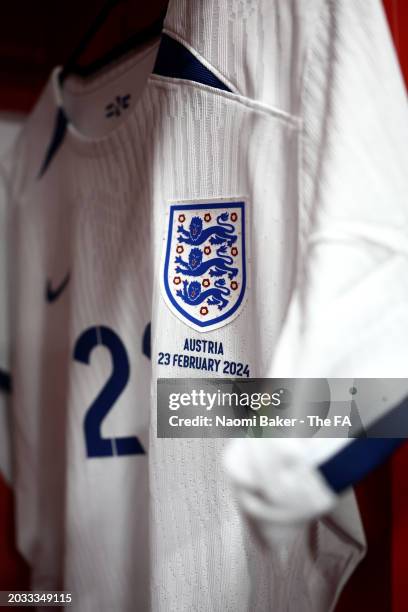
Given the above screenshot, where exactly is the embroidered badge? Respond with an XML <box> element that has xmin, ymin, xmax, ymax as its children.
<box><xmin>161</xmin><ymin>200</ymin><xmax>247</xmax><ymax>332</ymax></box>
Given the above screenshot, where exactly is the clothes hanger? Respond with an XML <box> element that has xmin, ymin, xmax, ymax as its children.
<box><xmin>59</xmin><ymin>0</ymin><xmax>167</xmax><ymax>84</ymax></box>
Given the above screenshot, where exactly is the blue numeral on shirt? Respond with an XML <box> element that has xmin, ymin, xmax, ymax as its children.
<box><xmin>73</xmin><ymin>325</ymin><xmax>146</xmax><ymax>458</ymax></box>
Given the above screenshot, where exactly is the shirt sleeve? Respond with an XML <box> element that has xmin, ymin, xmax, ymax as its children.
<box><xmin>271</xmin><ymin>0</ymin><xmax>408</xmax><ymax>396</ymax></box>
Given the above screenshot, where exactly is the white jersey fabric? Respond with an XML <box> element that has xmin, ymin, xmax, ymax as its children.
<box><xmin>1</xmin><ymin>0</ymin><xmax>406</xmax><ymax>611</ymax></box>
<box><xmin>151</xmin><ymin>1</ymin><xmax>404</xmax><ymax>610</ymax></box>
<box><xmin>268</xmin><ymin>6</ymin><xmax>408</xmax><ymax>384</ymax></box>
<box><xmin>2</xmin><ymin>45</ymin><xmax>159</xmax><ymax>609</ymax></box>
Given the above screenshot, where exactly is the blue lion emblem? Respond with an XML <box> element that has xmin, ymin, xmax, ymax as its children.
<box><xmin>163</xmin><ymin>201</ymin><xmax>246</xmax><ymax>331</ymax></box>
<box><xmin>177</xmin><ymin>213</ymin><xmax>237</xmax><ymax>246</ymax></box>
<box><xmin>176</xmin><ymin>279</ymin><xmax>231</xmax><ymax>310</ymax></box>
<box><xmin>174</xmin><ymin>245</ymin><xmax>238</xmax><ymax>279</ymax></box>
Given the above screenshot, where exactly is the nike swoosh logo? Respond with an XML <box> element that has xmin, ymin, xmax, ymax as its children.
<box><xmin>46</xmin><ymin>272</ymin><xmax>71</xmax><ymax>303</ymax></box>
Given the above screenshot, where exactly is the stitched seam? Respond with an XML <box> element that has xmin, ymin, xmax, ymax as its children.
<box><xmin>149</xmin><ymin>74</ymin><xmax>302</xmax><ymax>130</ymax></box>
<box><xmin>297</xmin><ymin>0</ymin><xmax>328</xmax><ymax>250</ymax></box>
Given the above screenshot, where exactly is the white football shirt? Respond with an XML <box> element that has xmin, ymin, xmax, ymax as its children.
<box><xmin>2</xmin><ymin>42</ymin><xmax>160</xmax><ymax>609</ymax></box>
<box><xmin>2</xmin><ymin>1</ymin><xmax>407</xmax><ymax>611</ymax></box>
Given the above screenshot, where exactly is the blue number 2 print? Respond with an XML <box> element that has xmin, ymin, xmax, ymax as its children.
<box><xmin>73</xmin><ymin>326</ymin><xmax>146</xmax><ymax>458</ymax></box>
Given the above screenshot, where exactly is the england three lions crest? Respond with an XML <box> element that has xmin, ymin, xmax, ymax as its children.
<box><xmin>162</xmin><ymin>201</ymin><xmax>248</xmax><ymax>332</ymax></box>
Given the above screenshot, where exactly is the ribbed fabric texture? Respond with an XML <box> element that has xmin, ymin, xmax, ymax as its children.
<box><xmin>0</xmin><ymin>1</ymin><xmax>406</xmax><ymax>611</ymax></box>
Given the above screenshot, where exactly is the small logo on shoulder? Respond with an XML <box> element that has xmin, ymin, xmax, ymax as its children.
<box><xmin>161</xmin><ymin>200</ymin><xmax>248</xmax><ymax>332</ymax></box>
